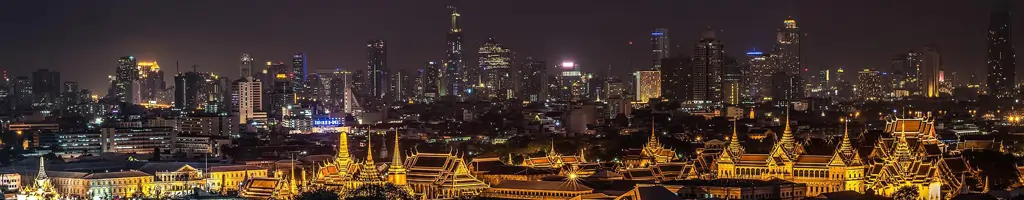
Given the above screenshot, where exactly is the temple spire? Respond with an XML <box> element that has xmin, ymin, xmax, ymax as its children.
<box><xmin>337</xmin><ymin>130</ymin><xmax>351</xmax><ymax>165</ymax></box>
<box><xmin>647</xmin><ymin>118</ymin><xmax>659</xmax><ymax>148</ymax></box>
<box><xmin>365</xmin><ymin>134</ymin><xmax>374</xmax><ymax>165</ymax></box>
<box><xmin>840</xmin><ymin>120</ymin><xmax>853</xmax><ymax>154</ymax></box>
<box><xmin>781</xmin><ymin>107</ymin><xmax>794</xmax><ymax>149</ymax></box>
<box><xmin>390</xmin><ymin>130</ymin><xmax>404</xmax><ymax>167</ymax></box>
<box><xmin>37</xmin><ymin>157</ymin><xmax>48</xmax><ymax>181</ymax></box>
<box><xmin>387</xmin><ymin>130</ymin><xmax>408</xmax><ymax>186</ymax></box>
<box><xmin>728</xmin><ymin>120</ymin><xmax>742</xmax><ymax>155</ymax></box>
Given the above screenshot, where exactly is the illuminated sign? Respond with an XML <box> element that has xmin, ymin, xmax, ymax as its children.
<box><xmin>746</xmin><ymin>51</ymin><xmax>763</xmax><ymax>55</ymax></box>
<box><xmin>652</xmin><ymin>32</ymin><xmax>664</xmax><ymax>36</ymax></box>
<box><xmin>561</xmin><ymin>62</ymin><xmax>575</xmax><ymax>69</ymax></box>
<box><xmin>313</xmin><ymin>118</ymin><xmax>342</xmax><ymax>127</ymax></box>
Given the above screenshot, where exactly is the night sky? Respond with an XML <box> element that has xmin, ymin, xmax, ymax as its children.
<box><xmin>1</xmin><ymin>0</ymin><xmax>1021</xmax><ymax>94</ymax></box>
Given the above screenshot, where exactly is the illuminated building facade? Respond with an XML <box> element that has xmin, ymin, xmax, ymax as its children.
<box><xmin>921</xmin><ymin>46</ymin><xmax>941</xmax><ymax>98</ymax></box>
<box><xmin>115</xmin><ymin>56</ymin><xmax>138</xmax><ymax>103</ymax></box>
<box><xmin>622</xmin><ymin>129</ymin><xmax>678</xmax><ymax>168</ymax></box>
<box><xmin>137</xmin><ymin>61</ymin><xmax>168</xmax><ymax>105</ymax></box>
<box><xmin>99</xmin><ymin>127</ymin><xmax>174</xmax><ymax>154</ymax></box>
<box><xmin>652</xmin><ymin>28</ymin><xmax>670</xmax><ymax>71</ymax></box>
<box><xmin>292</xmin><ymin>53</ymin><xmax>307</xmax><ymax>96</ymax></box>
<box><xmin>16</xmin><ymin>158</ymin><xmax>60</xmax><ymax>200</ymax></box>
<box><xmin>772</xmin><ymin>18</ymin><xmax>804</xmax><ymax>101</ymax></box>
<box><xmin>389</xmin><ymin>69</ymin><xmax>414</xmax><ymax>102</ymax></box>
<box><xmin>891</xmin><ymin>51</ymin><xmax>922</xmax><ymax>96</ymax></box>
<box><xmin>691</xmin><ymin>28</ymin><xmax>724</xmax><ymax>104</ymax></box>
<box><xmin>241</xmin><ymin>53</ymin><xmax>255</xmax><ymax>78</ymax></box>
<box><xmin>478</xmin><ymin>37</ymin><xmax>515</xmax><ymax>100</ymax></box>
<box><xmin>633</xmin><ymin>70</ymin><xmax>661</xmax><ymax>103</ymax></box>
<box><xmin>986</xmin><ymin>0</ymin><xmax>1015</xmax><ymax>98</ymax></box>
<box><xmin>232</xmin><ymin>76</ymin><xmax>262</xmax><ymax>125</ymax></box>
<box><xmin>179</xmin><ymin>114</ymin><xmax>236</xmax><ymax>137</ymax></box>
<box><xmin>863</xmin><ymin>118</ymin><xmax>980</xmax><ymax>199</ymax></box>
<box><xmin>716</xmin><ymin>114</ymin><xmax>865</xmax><ymax>197</ymax></box>
<box><xmin>420</xmin><ymin>61</ymin><xmax>440</xmax><ymax>101</ymax></box>
<box><xmin>746</xmin><ymin>51</ymin><xmax>771</xmax><ymax>102</ymax></box>
<box><xmin>444</xmin><ymin>5</ymin><xmax>464</xmax><ymax>98</ymax></box>
<box><xmin>857</xmin><ymin>68</ymin><xmax>885</xmax><ymax>101</ymax></box>
<box><xmin>366</xmin><ymin>40</ymin><xmax>388</xmax><ymax>103</ymax></box>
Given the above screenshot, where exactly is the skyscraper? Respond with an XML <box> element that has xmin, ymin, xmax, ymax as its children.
<box><xmin>745</xmin><ymin>51</ymin><xmax>771</xmax><ymax>102</ymax></box>
<box><xmin>519</xmin><ymin>58</ymin><xmax>545</xmax><ymax>102</ymax></box>
<box><xmin>232</xmin><ymin>76</ymin><xmax>262</xmax><ymax>125</ymax></box>
<box><xmin>921</xmin><ymin>46</ymin><xmax>942</xmax><ymax>98</ymax></box>
<box><xmin>651</xmin><ymin>28</ymin><xmax>670</xmax><ymax>70</ymax></box>
<box><xmin>174</xmin><ymin>71</ymin><xmax>203</xmax><ymax>110</ymax></box>
<box><xmin>773</xmin><ymin>18</ymin><xmax>803</xmax><ymax>101</ymax></box>
<box><xmin>857</xmin><ymin>68</ymin><xmax>885</xmax><ymax>101</ymax></box>
<box><xmin>31</xmin><ymin>69</ymin><xmax>60</xmax><ymax>108</ymax></box>
<box><xmin>634</xmin><ymin>70</ymin><xmax>661</xmax><ymax>103</ymax></box>
<box><xmin>389</xmin><ymin>69</ymin><xmax>413</xmax><ymax>102</ymax></box>
<box><xmin>691</xmin><ymin>28</ymin><xmax>725</xmax><ymax>104</ymax></box>
<box><xmin>241</xmin><ymin>54</ymin><xmax>255</xmax><ymax>78</ymax></box>
<box><xmin>292</xmin><ymin>53</ymin><xmax>307</xmax><ymax>96</ymax></box>
<box><xmin>444</xmin><ymin>5</ymin><xmax>464</xmax><ymax>98</ymax></box>
<box><xmin>660</xmin><ymin>56</ymin><xmax>690</xmax><ymax>101</ymax></box>
<box><xmin>987</xmin><ymin>0</ymin><xmax>1015</xmax><ymax>98</ymax></box>
<box><xmin>722</xmin><ymin>56</ymin><xmax>742</xmax><ymax>105</ymax></box>
<box><xmin>137</xmin><ymin>61</ymin><xmax>167</xmax><ymax>104</ymax></box>
<box><xmin>115</xmin><ymin>56</ymin><xmax>138</xmax><ymax>103</ymax></box>
<box><xmin>420</xmin><ymin>61</ymin><xmax>441</xmax><ymax>101</ymax></box>
<box><xmin>367</xmin><ymin>40</ymin><xmax>388</xmax><ymax>102</ymax></box>
<box><xmin>478</xmin><ymin>37</ymin><xmax>514</xmax><ymax>100</ymax></box>
<box><xmin>12</xmin><ymin>76</ymin><xmax>32</xmax><ymax>111</ymax></box>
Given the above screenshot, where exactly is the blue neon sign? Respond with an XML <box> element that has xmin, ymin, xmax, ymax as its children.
<box><xmin>313</xmin><ymin>118</ymin><xmax>343</xmax><ymax>127</ymax></box>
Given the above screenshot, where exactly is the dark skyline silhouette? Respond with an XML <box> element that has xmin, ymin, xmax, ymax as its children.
<box><xmin>1</xmin><ymin>0</ymin><xmax>1020</xmax><ymax>94</ymax></box>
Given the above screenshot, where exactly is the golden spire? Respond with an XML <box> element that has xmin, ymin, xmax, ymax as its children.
<box><xmin>337</xmin><ymin>130</ymin><xmax>351</xmax><ymax>165</ymax></box>
<box><xmin>781</xmin><ymin>107</ymin><xmax>794</xmax><ymax>149</ymax></box>
<box><xmin>365</xmin><ymin>134</ymin><xmax>374</xmax><ymax>165</ymax></box>
<box><xmin>549</xmin><ymin>139</ymin><xmax>557</xmax><ymax>157</ymax></box>
<box><xmin>390</xmin><ymin>130</ymin><xmax>403</xmax><ymax>167</ymax></box>
<box><xmin>728</xmin><ymin>120</ymin><xmax>742</xmax><ymax>155</ymax></box>
<box><xmin>840</xmin><ymin>120</ymin><xmax>853</xmax><ymax>154</ymax></box>
<box><xmin>647</xmin><ymin>118</ymin><xmax>659</xmax><ymax>148</ymax></box>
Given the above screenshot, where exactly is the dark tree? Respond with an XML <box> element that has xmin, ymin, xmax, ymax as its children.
<box><xmin>345</xmin><ymin>183</ymin><xmax>415</xmax><ymax>200</ymax></box>
<box><xmin>892</xmin><ymin>186</ymin><xmax>918</xmax><ymax>200</ymax></box>
<box><xmin>296</xmin><ymin>189</ymin><xmax>341</xmax><ymax>200</ymax></box>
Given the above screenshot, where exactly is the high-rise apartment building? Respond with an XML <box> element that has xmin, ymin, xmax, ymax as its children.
<box><xmin>420</xmin><ymin>62</ymin><xmax>440</xmax><ymax>101</ymax></box>
<box><xmin>691</xmin><ymin>28</ymin><xmax>725</xmax><ymax>104</ymax></box>
<box><xmin>746</xmin><ymin>51</ymin><xmax>771</xmax><ymax>102</ymax></box>
<box><xmin>773</xmin><ymin>18</ymin><xmax>804</xmax><ymax>101</ymax></box>
<box><xmin>115</xmin><ymin>56</ymin><xmax>138</xmax><ymax>103</ymax></box>
<box><xmin>921</xmin><ymin>46</ymin><xmax>942</xmax><ymax>98</ymax></box>
<box><xmin>519</xmin><ymin>58</ymin><xmax>546</xmax><ymax>102</ymax></box>
<box><xmin>660</xmin><ymin>57</ymin><xmax>690</xmax><ymax>101</ymax></box>
<box><xmin>232</xmin><ymin>77</ymin><xmax>262</xmax><ymax>125</ymax></box>
<box><xmin>292</xmin><ymin>53</ymin><xmax>307</xmax><ymax>95</ymax></box>
<box><xmin>652</xmin><ymin>28</ymin><xmax>670</xmax><ymax>71</ymax></box>
<box><xmin>31</xmin><ymin>69</ymin><xmax>60</xmax><ymax>108</ymax></box>
<box><xmin>12</xmin><ymin>76</ymin><xmax>32</xmax><ymax>110</ymax></box>
<box><xmin>987</xmin><ymin>0</ymin><xmax>1016</xmax><ymax>98</ymax></box>
<box><xmin>857</xmin><ymin>68</ymin><xmax>885</xmax><ymax>101</ymax></box>
<box><xmin>367</xmin><ymin>40</ymin><xmax>388</xmax><ymax>102</ymax></box>
<box><xmin>444</xmin><ymin>5</ymin><xmax>464</xmax><ymax>98</ymax></box>
<box><xmin>389</xmin><ymin>69</ymin><xmax>414</xmax><ymax>102</ymax></box>
<box><xmin>478</xmin><ymin>38</ymin><xmax>515</xmax><ymax>100</ymax></box>
<box><xmin>138</xmin><ymin>61</ymin><xmax>167</xmax><ymax>104</ymax></box>
<box><xmin>634</xmin><ymin>70</ymin><xmax>661</xmax><ymax>103</ymax></box>
<box><xmin>241</xmin><ymin>54</ymin><xmax>255</xmax><ymax>78</ymax></box>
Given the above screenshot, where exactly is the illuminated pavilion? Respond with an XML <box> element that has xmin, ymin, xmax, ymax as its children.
<box><xmin>715</xmin><ymin>112</ymin><xmax>866</xmax><ymax>197</ymax></box>
<box><xmin>622</xmin><ymin>125</ymin><xmax>679</xmax><ymax>168</ymax></box>
<box><xmin>16</xmin><ymin>157</ymin><xmax>61</xmax><ymax>200</ymax></box>
<box><xmin>863</xmin><ymin>118</ymin><xmax>980</xmax><ymax>199</ymax></box>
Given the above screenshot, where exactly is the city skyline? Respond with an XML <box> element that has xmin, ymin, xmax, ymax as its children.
<box><xmin>1</xmin><ymin>0</ymin><xmax>1021</xmax><ymax>95</ymax></box>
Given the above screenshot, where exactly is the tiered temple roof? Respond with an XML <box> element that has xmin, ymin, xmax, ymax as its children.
<box><xmin>404</xmin><ymin>151</ymin><xmax>490</xmax><ymax>199</ymax></box>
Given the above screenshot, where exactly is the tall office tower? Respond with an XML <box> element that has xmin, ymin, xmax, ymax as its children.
<box><xmin>367</xmin><ymin>40</ymin><xmax>388</xmax><ymax>101</ymax></box>
<box><xmin>651</xmin><ymin>28</ymin><xmax>670</xmax><ymax>70</ymax></box>
<box><xmin>921</xmin><ymin>46</ymin><xmax>942</xmax><ymax>98</ymax></box>
<box><xmin>987</xmin><ymin>0</ymin><xmax>1016</xmax><ymax>98</ymax></box>
<box><xmin>292</xmin><ymin>53</ymin><xmax>307</xmax><ymax>96</ymax></box>
<box><xmin>773</xmin><ymin>18</ymin><xmax>803</xmax><ymax>101</ymax></box>
<box><xmin>554</xmin><ymin>62</ymin><xmax>586</xmax><ymax>102</ymax></box>
<box><xmin>519</xmin><ymin>58</ymin><xmax>546</xmax><ymax>102</ymax></box>
<box><xmin>389</xmin><ymin>69</ymin><xmax>414</xmax><ymax>102</ymax></box>
<box><xmin>857</xmin><ymin>68</ymin><xmax>885</xmax><ymax>101</ymax></box>
<box><xmin>61</xmin><ymin>81</ymin><xmax>80</xmax><ymax>107</ymax></box>
<box><xmin>660</xmin><ymin>56</ymin><xmax>690</xmax><ymax>101</ymax></box>
<box><xmin>634</xmin><ymin>70</ymin><xmax>662</xmax><ymax>103</ymax></box>
<box><xmin>241</xmin><ymin>54</ymin><xmax>255</xmax><ymax>78</ymax></box>
<box><xmin>115</xmin><ymin>56</ymin><xmax>138</xmax><ymax>103</ymax></box>
<box><xmin>420</xmin><ymin>61</ymin><xmax>441</xmax><ymax>101</ymax></box>
<box><xmin>745</xmin><ymin>51</ymin><xmax>771</xmax><ymax>102</ymax></box>
<box><xmin>478</xmin><ymin>37</ymin><xmax>515</xmax><ymax>100</ymax></box>
<box><xmin>31</xmin><ymin>69</ymin><xmax>60</xmax><ymax>107</ymax></box>
<box><xmin>444</xmin><ymin>5</ymin><xmax>464</xmax><ymax>98</ymax></box>
<box><xmin>329</xmin><ymin>70</ymin><xmax>354</xmax><ymax>114</ymax></box>
<box><xmin>137</xmin><ymin>61</ymin><xmax>166</xmax><ymax>104</ymax></box>
<box><xmin>0</xmin><ymin>72</ymin><xmax>9</xmax><ymax>113</ymax></box>
<box><xmin>722</xmin><ymin>56</ymin><xmax>742</xmax><ymax>105</ymax></box>
<box><xmin>174</xmin><ymin>72</ymin><xmax>203</xmax><ymax>110</ymax></box>
<box><xmin>232</xmin><ymin>77</ymin><xmax>262</xmax><ymax>125</ymax></box>
<box><xmin>13</xmin><ymin>76</ymin><xmax>33</xmax><ymax>110</ymax></box>
<box><xmin>691</xmin><ymin>28</ymin><xmax>725</xmax><ymax>104</ymax></box>
<box><xmin>267</xmin><ymin>62</ymin><xmax>294</xmax><ymax>118</ymax></box>
<box><xmin>351</xmin><ymin>70</ymin><xmax>369</xmax><ymax>107</ymax></box>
